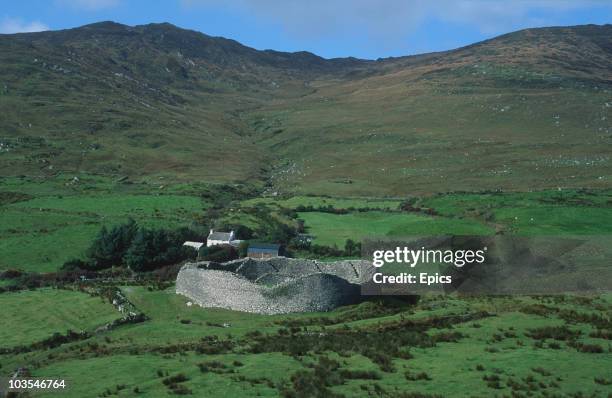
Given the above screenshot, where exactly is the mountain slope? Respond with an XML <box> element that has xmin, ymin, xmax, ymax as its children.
<box><xmin>0</xmin><ymin>22</ymin><xmax>610</xmax><ymax>195</ymax></box>
<box><xmin>249</xmin><ymin>24</ymin><xmax>612</xmax><ymax>194</ymax></box>
<box><xmin>0</xmin><ymin>21</ymin><xmax>367</xmax><ymax>183</ymax></box>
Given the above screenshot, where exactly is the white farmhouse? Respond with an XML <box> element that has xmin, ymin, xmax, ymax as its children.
<box><xmin>207</xmin><ymin>229</ymin><xmax>240</xmax><ymax>247</ymax></box>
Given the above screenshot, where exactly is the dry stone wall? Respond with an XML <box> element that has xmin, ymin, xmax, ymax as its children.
<box><xmin>175</xmin><ymin>258</ymin><xmax>375</xmax><ymax>314</ymax></box>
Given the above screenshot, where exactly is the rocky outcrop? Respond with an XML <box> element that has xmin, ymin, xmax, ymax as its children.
<box><xmin>175</xmin><ymin>258</ymin><xmax>375</xmax><ymax>314</ymax></box>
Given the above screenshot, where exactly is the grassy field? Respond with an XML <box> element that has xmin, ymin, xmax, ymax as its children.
<box><xmin>0</xmin><ymin>288</ymin><xmax>120</xmax><ymax>348</ymax></box>
<box><xmin>33</xmin><ymin>352</ymin><xmax>301</xmax><ymax>397</ymax></box>
<box><xmin>111</xmin><ymin>286</ymin><xmax>276</xmax><ymax>344</ymax></box>
<box><xmin>0</xmin><ymin>288</ymin><xmax>608</xmax><ymax>397</ymax></box>
<box><xmin>0</xmin><ymin>176</ymin><xmax>207</xmax><ymax>272</ymax></box>
<box><xmin>238</xmin><ymin>190</ymin><xmax>612</xmax><ymax>248</ymax></box>
<box><xmin>421</xmin><ymin>189</ymin><xmax>612</xmax><ymax>235</ymax></box>
<box><xmin>1</xmin><ymin>186</ymin><xmax>608</xmax><ymax>398</ymax></box>
<box><xmin>242</xmin><ymin>196</ymin><xmax>402</xmax><ymax>210</ymax></box>
<box><xmin>2</xmin><ymin>179</ymin><xmax>610</xmax><ymax>272</ymax></box>
<box><xmin>298</xmin><ymin>211</ymin><xmax>493</xmax><ymax>246</ymax></box>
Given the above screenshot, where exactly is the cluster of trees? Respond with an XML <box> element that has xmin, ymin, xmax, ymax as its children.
<box><xmin>235</xmin><ymin>206</ymin><xmax>298</xmax><ymax>245</ymax></box>
<box><xmin>288</xmin><ymin>237</ymin><xmax>361</xmax><ymax>258</ymax></box>
<box><xmin>56</xmin><ymin>209</ymin><xmax>365</xmax><ymax>273</ymax></box>
<box><xmin>62</xmin><ymin>219</ymin><xmax>198</xmax><ymax>272</ymax></box>
<box><xmin>197</xmin><ymin>244</ymin><xmax>240</xmax><ymax>263</ymax></box>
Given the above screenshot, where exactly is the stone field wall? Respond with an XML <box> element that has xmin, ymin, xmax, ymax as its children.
<box><xmin>176</xmin><ymin>258</ymin><xmax>375</xmax><ymax>314</ymax></box>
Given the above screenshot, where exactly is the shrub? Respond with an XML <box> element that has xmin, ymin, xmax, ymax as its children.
<box><xmin>526</xmin><ymin>325</ymin><xmax>581</xmax><ymax>341</ymax></box>
<box><xmin>339</xmin><ymin>370</ymin><xmax>380</xmax><ymax>380</ymax></box>
<box><xmin>0</xmin><ymin>269</ymin><xmax>23</xmax><ymax>279</ymax></box>
<box><xmin>405</xmin><ymin>371</ymin><xmax>431</xmax><ymax>381</ymax></box>
<box><xmin>559</xmin><ymin>310</ymin><xmax>612</xmax><ymax>329</ymax></box>
<box><xmin>589</xmin><ymin>329</ymin><xmax>612</xmax><ymax>340</ymax></box>
<box><xmin>61</xmin><ymin>258</ymin><xmax>95</xmax><ymax>273</ymax></box>
<box><xmin>198</xmin><ymin>244</ymin><xmax>238</xmax><ymax>262</ymax></box>
<box><xmin>368</xmin><ymin>352</ymin><xmax>395</xmax><ymax>373</ymax></box>
<box><xmin>531</xmin><ymin>367</ymin><xmax>551</xmax><ymax>376</ymax></box>
<box><xmin>483</xmin><ymin>374</ymin><xmax>502</xmax><ymax>389</ymax></box>
<box><xmin>217</xmin><ymin>224</ymin><xmax>253</xmax><ymax>240</ymax></box>
<box><xmin>198</xmin><ymin>361</ymin><xmax>230</xmax><ymax>374</ymax></box>
<box><xmin>162</xmin><ymin>373</ymin><xmax>189</xmax><ymax>386</ymax></box>
<box><xmin>169</xmin><ymin>384</ymin><xmax>192</xmax><ymax>395</ymax></box>
<box><xmin>572</xmin><ymin>342</ymin><xmax>604</xmax><ymax>353</ymax></box>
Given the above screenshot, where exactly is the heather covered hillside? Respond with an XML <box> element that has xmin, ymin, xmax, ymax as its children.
<box><xmin>1</xmin><ymin>22</ymin><xmax>610</xmax><ymax>195</ymax></box>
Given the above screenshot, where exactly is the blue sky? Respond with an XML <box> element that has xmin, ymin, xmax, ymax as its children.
<box><xmin>1</xmin><ymin>0</ymin><xmax>610</xmax><ymax>59</ymax></box>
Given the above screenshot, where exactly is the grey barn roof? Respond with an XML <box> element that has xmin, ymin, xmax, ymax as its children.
<box><xmin>248</xmin><ymin>243</ymin><xmax>280</xmax><ymax>253</ymax></box>
<box><xmin>209</xmin><ymin>232</ymin><xmax>232</xmax><ymax>241</ymax></box>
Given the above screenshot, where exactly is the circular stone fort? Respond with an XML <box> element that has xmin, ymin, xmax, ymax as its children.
<box><xmin>175</xmin><ymin>257</ymin><xmax>376</xmax><ymax>314</ymax></box>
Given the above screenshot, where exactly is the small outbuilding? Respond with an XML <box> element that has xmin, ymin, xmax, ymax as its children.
<box><xmin>247</xmin><ymin>243</ymin><xmax>280</xmax><ymax>259</ymax></box>
<box><xmin>183</xmin><ymin>241</ymin><xmax>204</xmax><ymax>250</ymax></box>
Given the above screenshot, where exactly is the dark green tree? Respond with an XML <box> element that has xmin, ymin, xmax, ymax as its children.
<box><xmin>344</xmin><ymin>239</ymin><xmax>357</xmax><ymax>256</ymax></box>
<box><xmin>85</xmin><ymin>219</ymin><xmax>138</xmax><ymax>270</ymax></box>
<box><xmin>123</xmin><ymin>227</ymin><xmax>195</xmax><ymax>272</ymax></box>
<box><xmin>198</xmin><ymin>244</ymin><xmax>239</xmax><ymax>262</ymax></box>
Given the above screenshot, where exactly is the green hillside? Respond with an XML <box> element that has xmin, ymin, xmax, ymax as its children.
<box><xmin>1</xmin><ymin>288</ymin><xmax>609</xmax><ymax>397</ymax></box>
<box><xmin>1</xmin><ymin>22</ymin><xmax>610</xmax><ymax>195</ymax></box>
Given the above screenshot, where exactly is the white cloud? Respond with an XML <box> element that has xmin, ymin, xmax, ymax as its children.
<box><xmin>55</xmin><ymin>0</ymin><xmax>120</xmax><ymax>11</ymax></box>
<box><xmin>427</xmin><ymin>0</ymin><xmax>605</xmax><ymax>34</ymax></box>
<box><xmin>0</xmin><ymin>17</ymin><xmax>49</xmax><ymax>34</ymax></box>
<box><xmin>182</xmin><ymin>0</ymin><xmax>610</xmax><ymax>38</ymax></box>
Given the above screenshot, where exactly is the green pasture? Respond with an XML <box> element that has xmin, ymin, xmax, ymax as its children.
<box><xmin>422</xmin><ymin>189</ymin><xmax>612</xmax><ymax>235</ymax></box>
<box><xmin>114</xmin><ymin>286</ymin><xmax>391</xmax><ymax>345</ymax></box>
<box><xmin>242</xmin><ymin>195</ymin><xmax>401</xmax><ymax>210</ymax></box>
<box><xmin>0</xmin><ymin>288</ymin><xmax>120</xmax><ymax>348</ymax></box>
<box><xmin>6</xmin><ymin>291</ymin><xmax>608</xmax><ymax>397</ymax></box>
<box><xmin>2</xmin><ymin>180</ymin><xmax>610</xmax><ymax>273</ymax></box>
<box><xmin>113</xmin><ymin>286</ymin><xmax>275</xmax><ymax>344</ymax></box>
<box><xmin>0</xmin><ymin>179</ymin><xmax>206</xmax><ymax>272</ymax></box>
<box><xmin>33</xmin><ymin>352</ymin><xmax>300</xmax><ymax>398</ymax></box>
<box><xmin>299</xmin><ymin>211</ymin><xmax>493</xmax><ymax>246</ymax></box>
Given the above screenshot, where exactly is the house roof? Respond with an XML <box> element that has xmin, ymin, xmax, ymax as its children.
<box><xmin>208</xmin><ymin>231</ymin><xmax>232</xmax><ymax>241</ymax></box>
<box><xmin>183</xmin><ymin>241</ymin><xmax>204</xmax><ymax>249</ymax></box>
<box><xmin>248</xmin><ymin>243</ymin><xmax>280</xmax><ymax>253</ymax></box>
